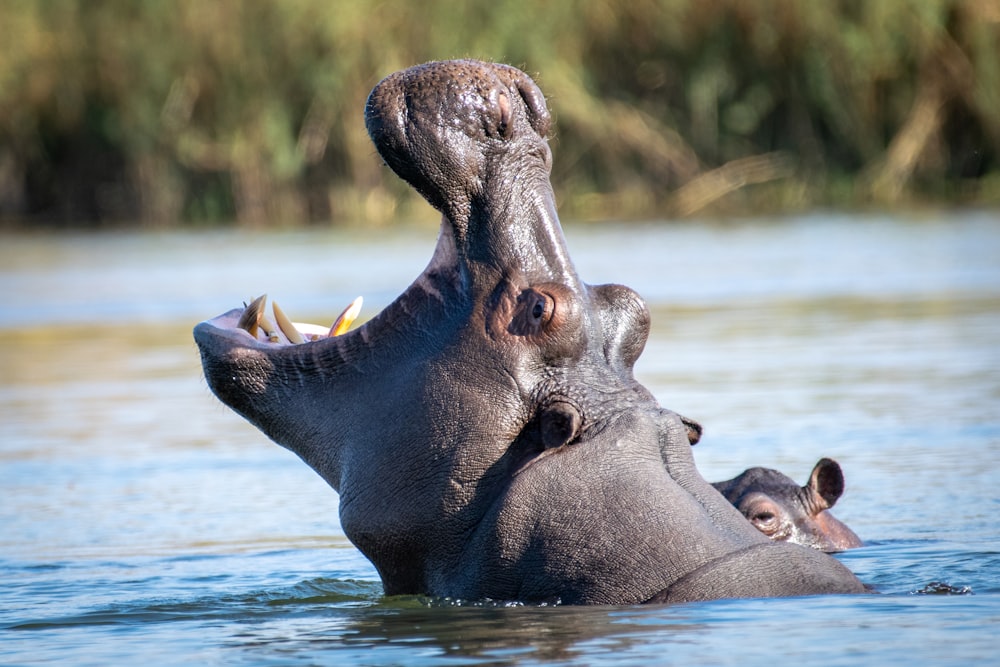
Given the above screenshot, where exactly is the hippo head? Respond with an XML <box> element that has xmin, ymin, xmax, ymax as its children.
<box><xmin>194</xmin><ymin>60</ymin><xmax>864</xmax><ymax>604</ymax></box>
<box><xmin>712</xmin><ymin>458</ymin><xmax>865</xmax><ymax>552</ymax></box>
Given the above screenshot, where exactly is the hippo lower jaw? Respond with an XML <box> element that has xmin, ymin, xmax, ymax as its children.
<box><xmin>193</xmin><ymin>293</ymin><xmax>368</xmax><ymax>414</ymax></box>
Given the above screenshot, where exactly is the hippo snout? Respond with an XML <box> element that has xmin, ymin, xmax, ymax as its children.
<box><xmin>364</xmin><ymin>60</ymin><xmax>552</xmax><ymax>216</ymax></box>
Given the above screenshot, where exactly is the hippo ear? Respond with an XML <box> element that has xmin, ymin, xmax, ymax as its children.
<box><xmin>682</xmin><ymin>416</ymin><xmax>702</xmax><ymax>446</ymax></box>
<box><xmin>807</xmin><ymin>458</ymin><xmax>845</xmax><ymax>510</ymax></box>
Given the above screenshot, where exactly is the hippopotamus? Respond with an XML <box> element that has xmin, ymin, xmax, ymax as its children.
<box><xmin>712</xmin><ymin>458</ymin><xmax>864</xmax><ymax>552</ymax></box>
<box><xmin>193</xmin><ymin>60</ymin><xmax>866</xmax><ymax>604</ymax></box>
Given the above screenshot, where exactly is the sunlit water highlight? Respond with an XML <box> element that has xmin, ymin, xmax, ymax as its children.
<box><xmin>2</xmin><ymin>213</ymin><xmax>998</xmax><ymax>665</ymax></box>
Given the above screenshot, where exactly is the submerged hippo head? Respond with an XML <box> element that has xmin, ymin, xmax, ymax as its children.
<box><xmin>712</xmin><ymin>458</ymin><xmax>864</xmax><ymax>552</ymax></box>
<box><xmin>194</xmin><ymin>60</ymin><xmax>865</xmax><ymax>604</ymax></box>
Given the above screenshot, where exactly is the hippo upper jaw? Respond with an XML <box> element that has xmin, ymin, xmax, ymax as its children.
<box><xmin>365</xmin><ymin>60</ymin><xmax>552</xmax><ymax>221</ymax></box>
<box><xmin>365</xmin><ymin>61</ymin><xmax>580</xmax><ymax>294</ymax></box>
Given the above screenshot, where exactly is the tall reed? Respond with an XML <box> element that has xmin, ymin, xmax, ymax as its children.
<box><xmin>1</xmin><ymin>0</ymin><xmax>996</xmax><ymax>225</ymax></box>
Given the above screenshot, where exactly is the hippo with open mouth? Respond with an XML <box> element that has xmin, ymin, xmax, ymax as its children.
<box><xmin>193</xmin><ymin>60</ymin><xmax>866</xmax><ymax>604</ymax></box>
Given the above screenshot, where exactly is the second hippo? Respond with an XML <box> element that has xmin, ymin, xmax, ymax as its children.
<box><xmin>713</xmin><ymin>458</ymin><xmax>864</xmax><ymax>552</ymax></box>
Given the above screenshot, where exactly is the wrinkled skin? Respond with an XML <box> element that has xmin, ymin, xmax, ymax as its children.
<box><xmin>194</xmin><ymin>60</ymin><xmax>866</xmax><ymax>604</ymax></box>
<box><xmin>713</xmin><ymin>458</ymin><xmax>864</xmax><ymax>552</ymax></box>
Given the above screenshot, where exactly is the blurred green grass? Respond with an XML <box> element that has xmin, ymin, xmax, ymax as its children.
<box><xmin>1</xmin><ymin>0</ymin><xmax>998</xmax><ymax>227</ymax></box>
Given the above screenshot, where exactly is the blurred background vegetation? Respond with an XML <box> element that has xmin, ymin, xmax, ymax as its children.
<box><xmin>1</xmin><ymin>0</ymin><xmax>998</xmax><ymax>227</ymax></box>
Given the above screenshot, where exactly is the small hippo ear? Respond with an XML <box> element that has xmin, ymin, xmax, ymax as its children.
<box><xmin>682</xmin><ymin>416</ymin><xmax>702</xmax><ymax>446</ymax></box>
<box><xmin>808</xmin><ymin>458</ymin><xmax>845</xmax><ymax>510</ymax></box>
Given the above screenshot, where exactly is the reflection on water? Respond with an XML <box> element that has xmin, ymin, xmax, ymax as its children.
<box><xmin>1</xmin><ymin>213</ymin><xmax>999</xmax><ymax>665</ymax></box>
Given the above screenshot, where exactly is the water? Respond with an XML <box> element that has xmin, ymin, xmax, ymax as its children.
<box><xmin>2</xmin><ymin>213</ymin><xmax>998</xmax><ymax>665</ymax></box>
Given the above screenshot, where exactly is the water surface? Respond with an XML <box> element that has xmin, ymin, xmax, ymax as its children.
<box><xmin>2</xmin><ymin>213</ymin><xmax>998</xmax><ymax>665</ymax></box>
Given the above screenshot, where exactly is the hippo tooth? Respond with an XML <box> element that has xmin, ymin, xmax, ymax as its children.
<box><xmin>329</xmin><ymin>296</ymin><xmax>363</xmax><ymax>337</ymax></box>
<box><xmin>272</xmin><ymin>300</ymin><xmax>306</xmax><ymax>344</ymax></box>
<box><xmin>237</xmin><ymin>294</ymin><xmax>267</xmax><ymax>338</ymax></box>
<box><xmin>256</xmin><ymin>311</ymin><xmax>281</xmax><ymax>343</ymax></box>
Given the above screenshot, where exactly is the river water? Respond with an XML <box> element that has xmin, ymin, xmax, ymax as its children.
<box><xmin>1</xmin><ymin>213</ymin><xmax>998</xmax><ymax>665</ymax></box>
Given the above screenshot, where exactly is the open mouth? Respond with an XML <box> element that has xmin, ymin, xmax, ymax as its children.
<box><xmin>233</xmin><ymin>294</ymin><xmax>364</xmax><ymax>345</ymax></box>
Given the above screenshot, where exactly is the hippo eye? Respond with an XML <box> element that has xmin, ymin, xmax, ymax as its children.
<box><xmin>508</xmin><ymin>289</ymin><xmax>555</xmax><ymax>336</ymax></box>
<box><xmin>750</xmin><ymin>510</ymin><xmax>780</xmax><ymax>535</ymax></box>
<box><xmin>527</xmin><ymin>291</ymin><xmax>553</xmax><ymax>322</ymax></box>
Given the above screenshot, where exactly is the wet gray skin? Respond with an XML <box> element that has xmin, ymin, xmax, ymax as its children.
<box><xmin>713</xmin><ymin>458</ymin><xmax>864</xmax><ymax>552</ymax></box>
<box><xmin>193</xmin><ymin>60</ymin><xmax>867</xmax><ymax>605</ymax></box>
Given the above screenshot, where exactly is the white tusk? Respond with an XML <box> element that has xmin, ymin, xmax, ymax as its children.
<box><xmin>237</xmin><ymin>294</ymin><xmax>267</xmax><ymax>338</ymax></box>
<box><xmin>329</xmin><ymin>296</ymin><xmax>364</xmax><ymax>337</ymax></box>
<box><xmin>272</xmin><ymin>300</ymin><xmax>305</xmax><ymax>344</ymax></box>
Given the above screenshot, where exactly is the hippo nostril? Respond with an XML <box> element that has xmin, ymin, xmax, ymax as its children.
<box><xmin>515</xmin><ymin>79</ymin><xmax>551</xmax><ymax>138</ymax></box>
<box><xmin>497</xmin><ymin>90</ymin><xmax>513</xmax><ymax>139</ymax></box>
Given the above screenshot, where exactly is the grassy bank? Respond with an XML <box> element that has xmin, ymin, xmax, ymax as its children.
<box><xmin>2</xmin><ymin>0</ymin><xmax>998</xmax><ymax>226</ymax></box>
